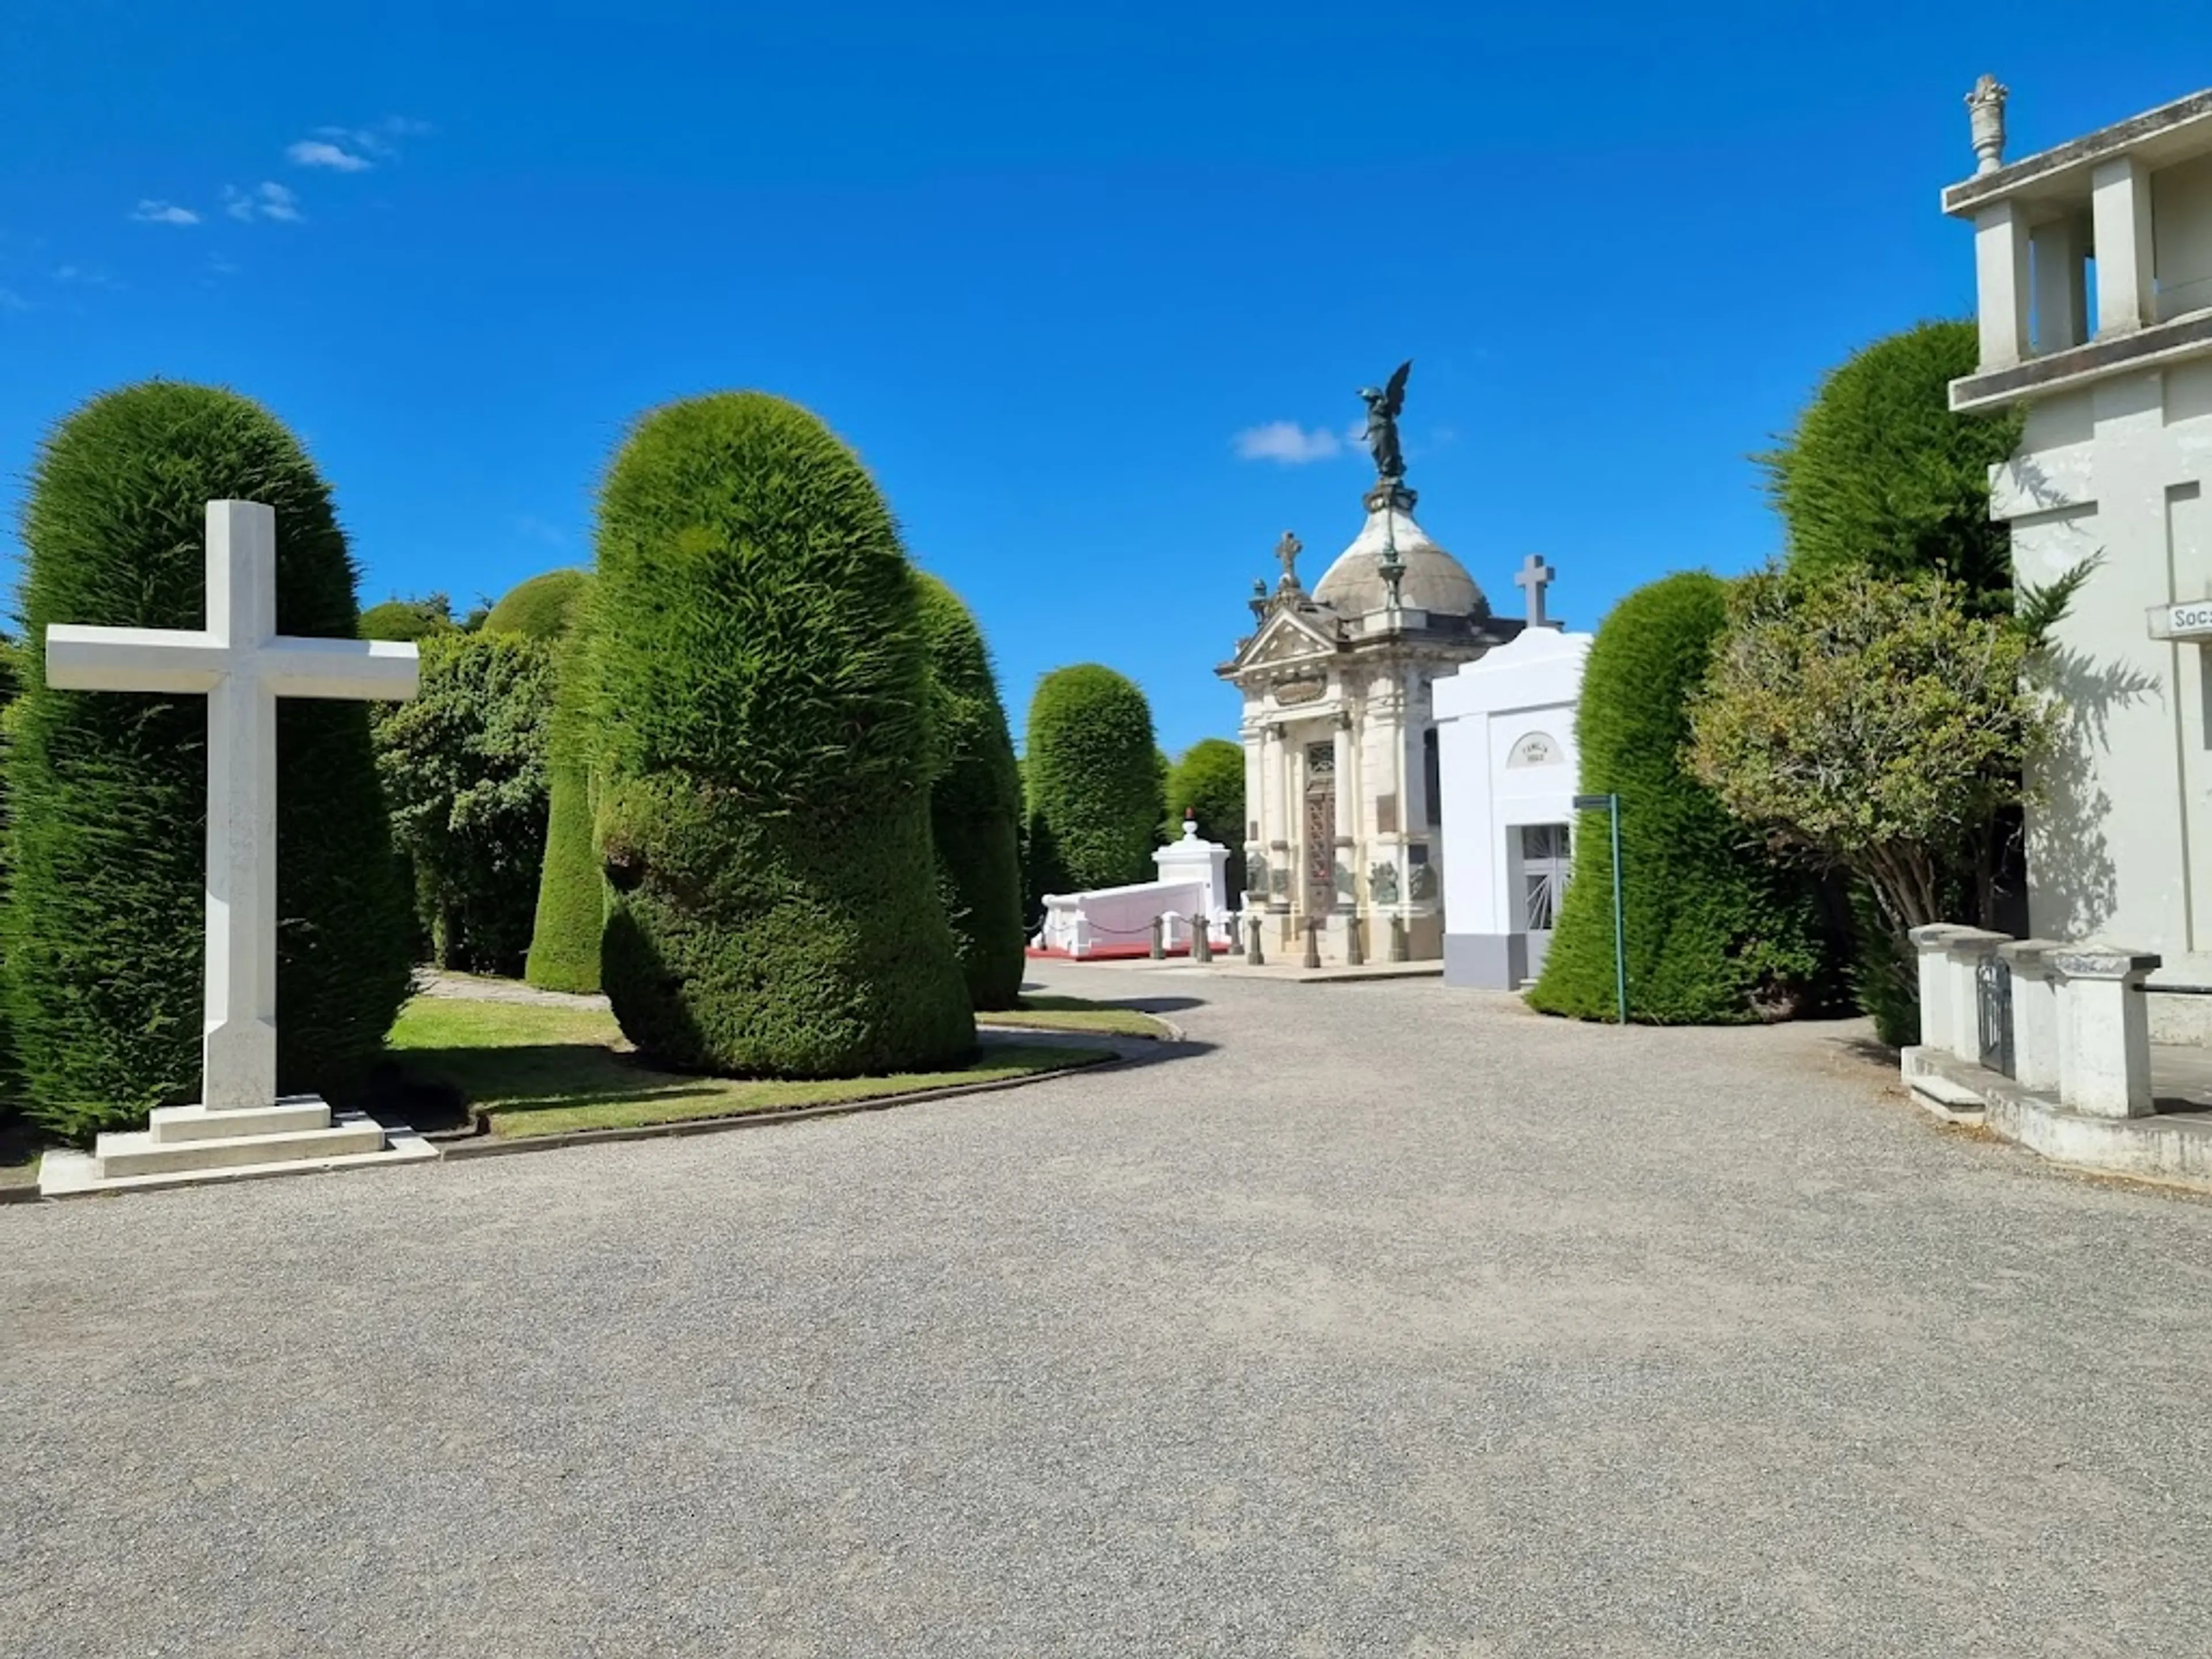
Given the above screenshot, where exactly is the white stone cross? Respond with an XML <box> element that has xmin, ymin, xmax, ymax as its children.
<box><xmin>1514</xmin><ymin>553</ymin><xmax>1556</xmax><ymax>628</ymax></box>
<box><xmin>44</xmin><ymin>501</ymin><xmax>420</xmax><ymax>1111</ymax></box>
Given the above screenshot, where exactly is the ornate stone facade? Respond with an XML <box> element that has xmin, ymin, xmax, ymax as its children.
<box><xmin>1218</xmin><ymin>478</ymin><xmax>1519</xmax><ymax>966</ymax></box>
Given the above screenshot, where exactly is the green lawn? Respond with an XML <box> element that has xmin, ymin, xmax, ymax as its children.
<box><xmin>983</xmin><ymin>995</ymin><xmax>1175</xmax><ymax>1040</ymax></box>
<box><xmin>388</xmin><ymin>997</ymin><xmax>1113</xmax><ymax>1139</ymax></box>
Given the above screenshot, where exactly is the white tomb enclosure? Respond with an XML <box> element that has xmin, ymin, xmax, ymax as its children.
<box><xmin>1945</xmin><ymin>79</ymin><xmax>2212</xmax><ymax>1036</ymax></box>
<box><xmin>1032</xmin><ymin>818</ymin><xmax>1234</xmax><ymax>959</ymax></box>
<box><xmin>1432</xmin><ymin>620</ymin><xmax>1592</xmax><ymax>990</ymax></box>
<box><xmin>38</xmin><ymin>500</ymin><xmax>433</xmax><ymax>1197</ymax></box>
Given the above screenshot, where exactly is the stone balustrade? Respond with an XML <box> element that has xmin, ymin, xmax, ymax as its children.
<box><xmin>1906</xmin><ymin>926</ymin><xmax>2160</xmax><ymax>1119</ymax></box>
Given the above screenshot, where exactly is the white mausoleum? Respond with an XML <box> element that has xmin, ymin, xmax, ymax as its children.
<box><xmin>1219</xmin><ymin>471</ymin><xmax>1556</xmax><ymax>965</ymax></box>
<box><xmin>1948</xmin><ymin>81</ymin><xmax>2212</xmax><ymax>1001</ymax></box>
<box><xmin>1431</xmin><ymin>616</ymin><xmax>1590</xmax><ymax>989</ymax></box>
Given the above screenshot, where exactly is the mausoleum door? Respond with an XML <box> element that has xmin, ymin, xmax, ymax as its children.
<box><xmin>1304</xmin><ymin>740</ymin><xmax>1336</xmax><ymax>916</ymax></box>
<box><xmin>1518</xmin><ymin>823</ymin><xmax>1571</xmax><ymax>949</ymax></box>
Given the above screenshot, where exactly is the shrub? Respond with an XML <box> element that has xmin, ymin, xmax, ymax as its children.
<box><xmin>1528</xmin><ymin>571</ymin><xmax>1825</xmax><ymax>1025</ymax></box>
<box><xmin>1024</xmin><ymin>665</ymin><xmax>1163</xmax><ymax>906</ymax></box>
<box><xmin>373</xmin><ymin>630</ymin><xmax>555</xmax><ymax>976</ymax></box>
<box><xmin>1165</xmin><ymin>737</ymin><xmax>1247</xmax><ymax>896</ymax></box>
<box><xmin>361</xmin><ymin>593</ymin><xmax>458</xmax><ymax>642</ymax></box>
<box><xmin>582</xmin><ymin>391</ymin><xmax>973</xmax><ymax>1075</ymax></box>
<box><xmin>6</xmin><ymin>381</ymin><xmax>414</xmax><ymax>1139</ymax></box>
<box><xmin>1763</xmin><ymin>320</ymin><xmax>2023</xmax><ymax>609</ymax></box>
<box><xmin>916</xmin><ymin>574</ymin><xmax>1026</xmax><ymax>1010</ymax></box>
<box><xmin>484</xmin><ymin>568</ymin><xmax>589</xmax><ymax>641</ymax></box>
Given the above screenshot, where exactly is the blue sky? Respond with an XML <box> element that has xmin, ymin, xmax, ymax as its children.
<box><xmin>2</xmin><ymin>4</ymin><xmax>2203</xmax><ymax>754</ymax></box>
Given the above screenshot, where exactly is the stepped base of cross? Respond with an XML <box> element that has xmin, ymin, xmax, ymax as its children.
<box><xmin>37</xmin><ymin>1096</ymin><xmax>436</xmax><ymax>1198</ymax></box>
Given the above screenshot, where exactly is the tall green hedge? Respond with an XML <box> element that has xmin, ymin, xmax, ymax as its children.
<box><xmin>484</xmin><ymin>567</ymin><xmax>589</xmax><ymax>641</ymax></box>
<box><xmin>1166</xmin><ymin>737</ymin><xmax>1247</xmax><ymax>896</ymax></box>
<box><xmin>1024</xmin><ymin>665</ymin><xmax>1163</xmax><ymax>907</ymax></box>
<box><xmin>916</xmin><ymin>574</ymin><xmax>1026</xmax><ymax>1011</ymax></box>
<box><xmin>1765</xmin><ymin>320</ymin><xmax>2023</xmax><ymax>608</ymax></box>
<box><xmin>6</xmin><ymin>381</ymin><xmax>414</xmax><ymax>1139</ymax></box>
<box><xmin>584</xmin><ymin>391</ymin><xmax>974</xmax><ymax>1075</ymax></box>
<box><xmin>1528</xmin><ymin>571</ymin><xmax>1824</xmax><ymax>1025</ymax></box>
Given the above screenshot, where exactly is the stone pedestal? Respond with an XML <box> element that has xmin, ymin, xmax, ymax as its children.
<box><xmin>1997</xmin><ymin>938</ymin><xmax>2066</xmax><ymax>1092</ymax></box>
<box><xmin>1908</xmin><ymin>925</ymin><xmax>1969</xmax><ymax>1051</ymax></box>
<box><xmin>40</xmin><ymin>1096</ymin><xmax>433</xmax><ymax>1196</ymax></box>
<box><xmin>2055</xmin><ymin>947</ymin><xmax>2161</xmax><ymax>1119</ymax></box>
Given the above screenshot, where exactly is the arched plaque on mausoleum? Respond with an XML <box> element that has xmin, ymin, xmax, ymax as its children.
<box><xmin>1507</xmin><ymin>730</ymin><xmax>1560</xmax><ymax>768</ymax></box>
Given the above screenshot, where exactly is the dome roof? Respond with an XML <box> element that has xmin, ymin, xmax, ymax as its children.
<box><xmin>1312</xmin><ymin>502</ymin><xmax>1486</xmax><ymax>619</ymax></box>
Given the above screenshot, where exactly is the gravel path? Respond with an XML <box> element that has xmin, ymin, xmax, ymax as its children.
<box><xmin>5</xmin><ymin>967</ymin><xmax>2211</xmax><ymax>1657</ymax></box>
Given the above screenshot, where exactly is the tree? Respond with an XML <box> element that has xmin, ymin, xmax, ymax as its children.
<box><xmin>1024</xmin><ymin>665</ymin><xmax>1163</xmax><ymax>907</ymax></box>
<box><xmin>373</xmin><ymin>630</ymin><xmax>555</xmax><ymax>976</ymax></box>
<box><xmin>1527</xmin><ymin>571</ymin><xmax>1827</xmax><ymax>1025</ymax></box>
<box><xmin>584</xmin><ymin>391</ymin><xmax>974</xmax><ymax>1076</ymax></box>
<box><xmin>361</xmin><ymin>593</ymin><xmax>459</xmax><ymax>642</ymax></box>
<box><xmin>1166</xmin><ymin>737</ymin><xmax>1247</xmax><ymax>896</ymax></box>
<box><xmin>5</xmin><ymin>381</ymin><xmax>414</xmax><ymax>1140</ymax></box>
<box><xmin>1764</xmin><ymin>320</ymin><xmax>2024</xmax><ymax>610</ymax></box>
<box><xmin>484</xmin><ymin>568</ymin><xmax>589</xmax><ymax>640</ymax></box>
<box><xmin>915</xmin><ymin>574</ymin><xmax>1027</xmax><ymax>1011</ymax></box>
<box><xmin>1688</xmin><ymin>570</ymin><xmax>2068</xmax><ymax>1044</ymax></box>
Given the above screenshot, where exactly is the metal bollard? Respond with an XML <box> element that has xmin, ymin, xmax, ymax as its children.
<box><xmin>1191</xmin><ymin>911</ymin><xmax>1213</xmax><ymax>964</ymax></box>
<box><xmin>1247</xmin><ymin>915</ymin><xmax>1265</xmax><ymax>967</ymax></box>
<box><xmin>1344</xmin><ymin>916</ymin><xmax>1364</xmax><ymax>967</ymax></box>
<box><xmin>1389</xmin><ymin>915</ymin><xmax>1407</xmax><ymax>963</ymax></box>
<box><xmin>1149</xmin><ymin>914</ymin><xmax>1164</xmax><ymax>960</ymax></box>
<box><xmin>1302</xmin><ymin>919</ymin><xmax>1322</xmax><ymax>970</ymax></box>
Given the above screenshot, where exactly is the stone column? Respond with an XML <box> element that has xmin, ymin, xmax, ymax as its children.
<box><xmin>2055</xmin><ymin>947</ymin><xmax>2161</xmax><ymax>1118</ymax></box>
<box><xmin>1267</xmin><ymin>720</ymin><xmax>1292</xmax><ymax>916</ymax></box>
<box><xmin>1997</xmin><ymin>939</ymin><xmax>2066</xmax><ymax>1093</ymax></box>
<box><xmin>2091</xmin><ymin>157</ymin><xmax>2157</xmax><ymax>335</ymax></box>
<box><xmin>1974</xmin><ymin>202</ymin><xmax>2032</xmax><ymax>368</ymax></box>
<box><xmin>2030</xmin><ymin>217</ymin><xmax>2087</xmax><ymax>354</ymax></box>
<box><xmin>1331</xmin><ymin>714</ymin><xmax>1355</xmax><ymax>915</ymax></box>
<box><xmin>1942</xmin><ymin>929</ymin><xmax>2011</xmax><ymax>1067</ymax></box>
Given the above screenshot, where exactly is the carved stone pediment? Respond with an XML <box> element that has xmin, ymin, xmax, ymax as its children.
<box><xmin>1229</xmin><ymin>608</ymin><xmax>1340</xmax><ymax>681</ymax></box>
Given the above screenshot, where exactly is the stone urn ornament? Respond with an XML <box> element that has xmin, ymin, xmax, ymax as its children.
<box><xmin>1967</xmin><ymin>74</ymin><xmax>2009</xmax><ymax>175</ymax></box>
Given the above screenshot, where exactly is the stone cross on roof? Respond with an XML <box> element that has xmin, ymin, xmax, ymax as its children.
<box><xmin>1514</xmin><ymin>552</ymin><xmax>1556</xmax><ymax>629</ymax></box>
<box><xmin>45</xmin><ymin>500</ymin><xmax>421</xmax><ymax>1112</ymax></box>
<box><xmin>1275</xmin><ymin>530</ymin><xmax>1303</xmax><ymax>592</ymax></box>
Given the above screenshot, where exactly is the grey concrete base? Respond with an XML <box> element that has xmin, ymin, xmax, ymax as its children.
<box><xmin>1902</xmin><ymin>1045</ymin><xmax>2212</xmax><ymax>1190</ymax></box>
<box><xmin>1445</xmin><ymin>931</ymin><xmax>1524</xmax><ymax>990</ymax></box>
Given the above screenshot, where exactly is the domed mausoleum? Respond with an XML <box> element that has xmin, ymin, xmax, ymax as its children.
<box><xmin>1218</xmin><ymin>363</ymin><xmax>1537</xmax><ymax>965</ymax></box>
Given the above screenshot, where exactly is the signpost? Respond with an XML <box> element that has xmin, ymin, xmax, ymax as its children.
<box><xmin>1573</xmin><ymin>791</ymin><xmax>1627</xmax><ymax>1024</ymax></box>
<box><xmin>2147</xmin><ymin>599</ymin><xmax>2212</xmax><ymax>641</ymax></box>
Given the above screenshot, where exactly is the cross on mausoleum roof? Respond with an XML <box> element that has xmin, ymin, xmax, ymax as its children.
<box><xmin>44</xmin><ymin>500</ymin><xmax>421</xmax><ymax>1112</ymax></box>
<box><xmin>1514</xmin><ymin>552</ymin><xmax>1556</xmax><ymax>629</ymax></box>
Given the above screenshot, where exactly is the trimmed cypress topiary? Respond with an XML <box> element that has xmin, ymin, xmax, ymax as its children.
<box><xmin>484</xmin><ymin>567</ymin><xmax>589</xmax><ymax>641</ymax></box>
<box><xmin>916</xmin><ymin>574</ymin><xmax>1026</xmax><ymax>1011</ymax></box>
<box><xmin>1023</xmin><ymin>664</ymin><xmax>1163</xmax><ymax>906</ymax></box>
<box><xmin>584</xmin><ymin>391</ymin><xmax>974</xmax><ymax>1075</ymax></box>
<box><xmin>361</xmin><ymin>594</ymin><xmax>458</xmax><ymax>642</ymax></box>
<box><xmin>6</xmin><ymin>381</ymin><xmax>415</xmax><ymax>1139</ymax></box>
<box><xmin>1764</xmin><ymin>320</ymin><xmax>2023</xmax><ymax>609</ymax></box>
<box><xmin>1528</xmin><ymin>571</ymin><xmax>1824</xmax><ymax>1025</ymax></box>
<box><xmin>1165</xmin><ymin>737</ymin><xmax>1247</xmax><ymax>895</ymax></box>
<box><xmin>523</xmin><ymin>584</ymin><xmax>604</xmax><ymax>994</ymax></box>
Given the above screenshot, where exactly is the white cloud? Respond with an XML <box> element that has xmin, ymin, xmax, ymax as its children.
<box><xmin>1234</xmin><ymin>421</ymin><xmax>1342</xmax><ymax>465</ymax></box>
<box><xmin>54</xmin><ymin>264</ymin><xmax>123</xmax><ymax>290</ymax></box>
<box><xmin>225</xmin><ymin>182</ymin><xmax>302</xmax><ymax>224</ymax></box>
<box><xmin>288</xmin><ymin>139</ymin><xmax>372</xmax><ymax>171</ymax></box>
<box><xmin>131</xmin><ymin>199</ymin><xmax>200</xmax><ymax>226</ymax></box>
<box><xmin>0</xmin><ymin>287</ymin><xmax>29</xmax><ymax>311</ymax></box>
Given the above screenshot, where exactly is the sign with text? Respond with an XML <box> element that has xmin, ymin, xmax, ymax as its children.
<box><xmin>2148</xmin><ymin>600</ymin><xmax>2212</xmax><ymax>641</ymax></box>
